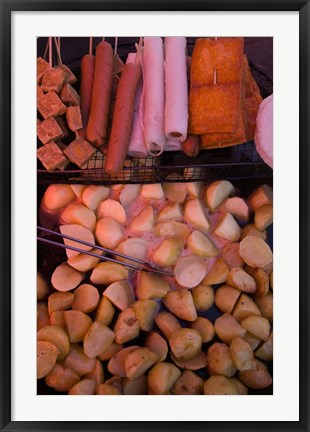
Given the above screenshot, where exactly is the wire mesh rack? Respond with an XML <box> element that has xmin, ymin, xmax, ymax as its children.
<box><xmin>37</xmin><ymin>140</ymin><xmax>272</xmax><ymax>185</ymax></box>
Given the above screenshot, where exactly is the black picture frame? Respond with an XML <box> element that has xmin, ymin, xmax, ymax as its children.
<box><xmin>1</xmin><ymin>1</ymin><xmax>309</xmax><ymax>431</ymax></box>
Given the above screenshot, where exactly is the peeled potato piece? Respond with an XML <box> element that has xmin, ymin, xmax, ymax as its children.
<box><xmin>37</xmin><ymin>325</ymin><xmax>70</xmax><ymax>360</ymax></box>
<box><xmin>184</xmin><ymin>199</ymin><xmax>211</xmax><ymax>232</ymax></box>
<box><xmin>192</xmin><ymin>284</ymin><xmax>214</xmax><ymax>312</ymax></box>
<box><xmin>238</xmin><ymin>361</ymin><xmax>272</xmax><ymax>389</ymax></box>
<box><xmin>132</xmin><ymin>300</ymin><xmax>159</xmax><ymax>332</ymax></box>
<box><xmin>97</xmin><ymin>342</ymin><xmax>123</xmax><ymax>361</ymax></box>
<box><xmin>43</xmin><ymin>184</ymin><xmax>76</xmax><ymax>210</ymax></box>
<box><xmin>37</xmin><ymin>303</ymin><xmax>50</xmax><ymax>330</ymax></box>
<box><xmin>185</xmin><ymin>181</ymin><xmax>202</xmax><ymax>198</ymax></box>
<box><xmin>232</xmin><ymin>293</ymin><xmax>262</xmax><ymax>322</ymax></box>
<box><xmin>254</xmin><ymin>203</ymin><xmax>273</xmax><ymax>231</ymax></box>
<box><xmin>214</xmin><ymin>213</ymin><xmax>241</xmax><ymax>241</ymax></box>
<box><xmin>82</xmin><ymin>185</ymin><xmax>110</xmax><ymax>211</ymax></box>
<box><xmin>169</xmin><ymin>328</ymin><xmax>202</xmax><ymax>361</ymax></box>
<box><xmin>114</xmin><ymin>308</ymin><xmax>140</xmax><ymax>344</ymax></box>
<box><xmin>221</xmin><ymin>242</ymin><xmax>244</xmax><ymax>269</ymax></box>
<box><xmin>190</xmin><ymin>317</ymin><xmax>215</xmax><ymax>343</ymax></box>
<box><xmin>163</xmin><ymin>290</ymin><xmax>197</xmax><ymax>321</ymax></box>
<box><xmin>120</xmin><ymin>184</ymin><xmax>142</xmax><ymax>208</ymax></box>
<box><xmin>64</xmin><ymin>345</ymin><xmax>96</xmax><ymax>377</ymax></box>
<box><xmin>104</xmin><ymin>280</ymin><xmax>135</xmax><ymax>311</ymax></box>
<box><xmin>148</xmin><ymin>362</ymin><xmax>181</xmax><ymax>395</ymax></box>
<box><xmin>114</xmin><ymin>238</ymin><xmax>148</xmax><ymax>265</ymax></box>
<box><xmin>141</xmin><ymin>184</ymin><xmax>164</xmax><ymax>199</ymax></box>
<box><xmin>69</xmin><ymin>379</ymin><xmax>96</xmax><ymax>395</ymax></box>
<box><xmin>253</xmin><ymin>268</ymin><xmax>269</xmax><ymax>297</ymax></box>
<box><xmin>162</xmin><ymin>183</ymin><xmax>187</xmax><ymax>203</ymax></box>
<box><xmin>170</xmin><ymin>351</ymin><xmax>208</xmax><ymax>371</ymax></box>
<box><xmin>50</xmin><ymin>311</ymin><xmax>66</xmax><ymax>330</ymax></box>
<box><xmin>51</xmin><ymin>262</ymin><xmax>84</xmax><ymax>292</ymax></box>
<box><xmin>243</xmin><ymin>331</ymin><xmax>261</xmax><ymax>351</ymax></box>
<box><xmin>37</xmin><ymin>272</ymin><xmax>49</xmax><ymax>300</ymax></box>
<box><xmin>241</xmin><ymin>223</ymin><xmax>267</xmax><ymax>241</ymax></box>
<box><xmin>130</xmin><ymin>205</ymin><xmax>154</xmax><ymax>232</ymax></box>
<box><xmin>207</xmin><ymin>343</ymin><xmax>236</xmax><ymax>377</ymax></box>
<box><xmin>45</xmin><ymin>363</ymin><xmax>80</xmax><ymax>392</ymax></box>
<box><xmin>156</xmin><ymin>202</ymin><xmax>182</xmax><ymax>224</ymax></box>
<box><xmin>136</xmin><ymin>271</ymin><xmax>169</xmax><ymax>300</ymax></box>
<box><xmin>84</xmin><ymin>360</ymin><xmax>105</xmax><ymax>391</ymax></box>
<box><xmin>64</xmin><ymin>310</ymin><xmax>93</xmax><ymax>343</ymax></box>
<box><xmin>205</xmin><ymin>180</ymin><xmax>234</xmax><ymax>212</ymax></box>
<box><xmin>90</xmin><ymin>261</ymin><xmax>128</xmax><ymax>285</ymax></box>
<box><xmin>37</xmin><ymin>340</ymin><xmax>59</xmax><ymax>379</ymax></box>
<box><xmin>214</xmin><ymin>313</ymin><xmax>246</xmax><ymax>345</ymax></box>
<box><xmin>239</xmin><ymin>236</ymin><xmax>273</xmax><ymax>268</ymax></box>
<box><xmin>241</xmin><ymin>316</ymin><xmax>270</xmax><ymax>341</ymax></box>
<box><xmin>48</xmin><ymin>292</ymin><xmax>74</xmax><ymax>315</ymax></box>
<box><xmin>108</xmin><ymin>346</ymin><xmax>140</xmax><ymax>377</ymax></box>
<box><xmin>248</xmin><ymin>184</ymin><xmax>273</xmax><ymax>211</ymax></box>
<box><xmin>255</xmin><ymin>331</ymin><xmax>273</xmax><ymax>361</ymax></box>
<box><xmin>70</xmin><ymin>184</ymin><xmax>87</xmax><ymax>200</ymax></box>
<box><xmin>202</xmin><ymin>258</ymin><xmax>229</xmax><ymax>285</ymax></box>
<box><xmin>187</xmin><ymin>230</ymin><xmax>218</xmax><ymax>257</ymax></box>
<box><xmin>222</xmin><ymin>197</ymin><xmax>249</xmax><ymax>221</ymax></box>
<box><xmin>172</xmin><ymin>370</ymin><xmax>204</xmax><ymax>395</ymax></box>
<box><xmin>97</xmin><ymin>199</ymin><xmax>126</xmax><ymax>224</ymax></box>
<box><xmin>227</xmin><ymin>267</ymin><xmax>256</xmax><ymax>293</ymax></box>
<box><xmin>229</xmin><ymin>378</ymin><xmax>248</xmax><ymax>395</ymax></box>
<box><xmin>123</xmin><ymin>375</ymin><xmax>147</xmax><ymax>395</ymax></box>
<box><xmin>96</xmin><ymin>384</ymin><xmax>121</xmax><ymax>395</ymax></box>
<box><xmin>174</xmin><ymin>255</ymin><xmax>207</xmax><ymax>288</ymax></box>
<box><xmin>71</xmin><ymin>284</ymin><xmax>99</xmax><ymax>313</ymax></box>
<box><xmin>154</xmin><ymin>222</ymin><xmax>190</xmax><ymax>240</ymax></box>
<box><xmin>254</xmin><ymin>291</ymin><xmax>273</xmax><ymax>322</ymax></box>
<box><xmin>153</xmin><ymin>238</ymin><xmax>183</xmax><ymax>267</ymax></box>
<box><xmin>95</xmin><ymin>296</ymin><xmax>115</xmax><ymax>326</ymax></box>
<box><xmin>125</xmin><ymin>348</ymin><xmax>159</xmax><ymax>380</ymax></box>
<box><xmin>230</xmin><ymin>336</ymin><xmax>256</xmax><ymax>371</ymax></box>
<box><xmin>68</xmin><ymin>248</ymin><xmax>103</xmax><ymax>272</ymax></box>
<box><xmin>61</xmin><ymin>204</ymin><xmax>96</xmax><ymax>232</ymax></box>
<box><xmin>204</xmin><ymin>375</ymin><xmax>238</xmax><ymax>395</ymax></box>
<box><xmin>154</xmin><ymin>312</ymin><xmax>181</xmax><ymax>339</ymax></box>
<box><xmin>214</xmin><ymin>285</ymin><xmax>241</xmax><ymax>314</ymax></box>
<box><xmin>144</xmin><ymin>332</ymin><xmax>168</xmax><ymax>362</ymax></box>
<box><xmin>95</xmin><ymin>217</ymin><xmax>123</xmax><ymax>249</ymax></box>
<box><xmin>83</xmin><ymin>321</ymin><xmax>115</xmax><ymax>358</ymax></box>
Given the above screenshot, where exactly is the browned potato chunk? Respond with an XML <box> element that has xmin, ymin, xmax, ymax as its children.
<box><xmin>154</xmin><ymin>311</ymin><xmax>181</xmax><ymax>339</ymax></box>
<box><xmin>248</xmin><ymin>184</ymin><xmax>273</xmax><ymax>211</ymax></box>
<box><xmin>45</xmin><ymin>363</ymin><xmax>80</xmax><ymax>392</ymax></box>
<box><xmin>48</xmin><ymin>292</ymin><xmax>74</xmax><ymax>315</ymax></box>
<box><xmin>202</xmin><ymin>258</ymin><xmax>229</xmax><ymax>285</ymax></box>
<box><xmin>170</xmin><ymin>351</ymin><xmax>208</xmax><ymax>371</ymax></box>
<box><xmin>123</xmin><ymin>375</ymin><xmax>147</xmax><ymax>395</ymax></box>
<box><xmin>169</xmin><ymin>328</ymin><xmax>202</xmax><ymax>360</ymax></box>
<box><xmin>84</xmin><ymin>360</ymin><xmax>105</xmax><ymax>390</ymax></box>
<box><xmin>214</xmin><ymin>313</ymin><xmax>246</xmax><ymax>345</ymax></box>
<box><xmin>43</xmin><ymin>184</ymin><xmax>75</xmax><ymax>210</ymax></box>
<box><xmin>207</xmin><ymin>343</ymin><xmax>236</xmax><ymax>377</ymax></box>
<box><xmin>67</xmin><ymin>248</ymin><xmax>103</xmax><ymax>273</ymax></box>
<box><xmin>64</xmin><ymin>310</ymin><xmax>92</xmax><ymax>343</ymax></box>
<box><xmin>83</xmin><ymin>321</ymin><xmax>115</xmax><ymax>358</ymax></box>
<box><xmin>215</xmin><ymin>285</ymin><xmax>241</xmax><ymax>314</ymax></box>
<box><xmin>163</xmin><ymin>290</ymin><xmax>197</xmax><ymax>321</ymax></box>
<box><xmin>221</xmin><ymin>242</ymin><xmax>244</xmax><ymax>269</ymax></box>
<box><xmin>241</xmin><ymin>316</ymin><xmax>270</xmax><ymax>341</ymax></box>
<box><xmin>254</xmin><ymin>291</ymin><xmax>273</xmax><ymax>322</ymax></box>
<box><xmin>153</xmin><ymin>238</ymin><xmax>183</xmax><ymax>267</ymax></box>
<box><xmin>204</xmin><ymin>375</ymin><xmax>238</xmax><ymax>395</ymax></box>
<box><xmin>51</xmin><ymin>262</ymin><xmax>84</xmax><ymax>292</ymax></box>
<box><xmin>103</xmin><ymin>280</ymin><xmax>135</xmax><ymax>311</ymax></box>
<box><xmin>254</xmin><ymin>203</ymin><xmax>273</xmax><ymax>231</ymax></box>
<box><xmin>125</xmin><ymin>348</ymin><xmax>159</xmax><ymax>380</ymax></box>
<box><xmin>63</xmin><ymin>345</ymin><xmax>96</xmax><ymax>376</ymax></box>
<box><xmin>192</xmin><ymin>284</ymin><xmax>214</xmax><ymax>312</ymax></box>
<box><xmin>71</xmin><ymin>284</ymin><xmax>99</xmax><ymax>313</ymax></box>
<box><xmin>95</xmin><ymin>296</ymin><xmax>115</xmax><ymax>326</ymax></box>
<box><xmin>37</xmin><ymin>303</ymin><xmax>50</xmax><ymax>330</ymax></box>
<box><xmin>227</xmin><ymin>267</ymin><xmax>256</xmax><ymax>293</ymax></box>
<box><xmin>255</xmin><ymin>331</ymin><xmax>273</xmax><ymax>361</ymax></box>
<box><xmin>37</xmin><ymin>341</ymin><xmax>59</xmax><ymax>379</ymax></box>
<box><xmin>50</xmin><ymin>311</ymin><xmax>66</xmax><ymax>330</ymax></box>
<box><xmin>190</xmin><ymin>317</ymin><xmax>215</xmax><ymax>343</ymax></box>
<box><xmin>37</xmin><ymin>325</ymin><xmax>70</xmax><ymax>360</ymax></box>
<box><xmin>132</xmin><ymin>300</ymin><xmax>159</xmax><ymax>331</ymax></box>
<box><xmin>69</xmin><ymin>379</ymin><xmax>96</xmax><ymax>395</ymax></box>
<box><xmin>243</xmin><ymin>332</ymin><xmax>261</xmax><ymax>351</ymax></box>
<box><xmin>59</xmin><ymin>224</ymin><xmax>94</xmax><ymax>259</ymax></box>
<box><xmin>37</xmin><ymin>272</ymin><xmax>49</xmax><ymax>300</ymax></box>
<box><xmin>104</xmin><ymin>376</ymin><xmax>123</xmax><ymax>393</ymax></box>
<box><xmin>252</xmin><ymin>268</ymin><xmax>269</xmax><ymax>297</ymax></box>
<box><xmin>144</xmin><ymin>331</ymin><xmax>168</xmax><ymax>362</ymax></box>
<box><xmin>107</xmin><ymin>346</ymin><xmax>140</xmax><ymax>377</ymax></box>
<box><xmin>147</xmin><ymin>362</ymin><xmax>181</xmax><ymax>395</ymax></box>
<box><xmin>232</xmin><ymin>293</ymin><xmax>261</xmax><ymax>322</ymax></box>
<box><xmin>229</xmin><ymin>378</ymin><xmax>248</xmax><ymax>395</ymax></box>
<box><xmin>270</xmin><ymin>271</ymin><xmax>273</xmax><ymax>290</ymax></box>
<box><xmin>97</xmin><ymin>342</ymin><xmax>123</xmax><ymax>361</ymax></box>
<box><xmin>96</xmin><ymin>384</ymin><xmax>121</xmax><ymax>395</ymax></box>
<box><xmin>239</xmin><ymin>236</ymin><xmax>273</xmax><ymax>268</ymax></box>
<box><xmin>230</xmin><ymin>336</ymin><xmax>256</xmax><ymax>371</ymax></box>
<box><xmin>213</xmin><ymin>213</ymin><xmax>241</xmax><ymax>241</ymax></box>
<box><xmin>61</xmin><ymin>203</ymin><xmax>96</xmax><ymax>232</ymax></box>
<box><xmin>90</xmin><ymin>261</ymin><xmax>128</xmax><ymax>286</ymax></box>
<box><xmin>238</xmin><ymin>362</ymin><xmax>272</xmax><ymax>389</ymax></box>
<box><xmin>240</xmin><ymin>223</ymin><xmax>267</xmax><ymax>241</ymax></box>
<box><xmin>222</xmin><ymin>197</ymin><xmax>249</xmax><ymax>221</ymax></box>
<box><xmin>114</xmin><ymin>308</ymin><xmax>140</xmax><ymax>344</ymax></box>
<box><xmin>136</xmin><ymin>271</ymin><xmax>169</xmax><ymax>300</ymax></box>
<box><xmin>172</xmin><ymin>370</ymin><xmax>204</xmax><ymax>395</ymax></box>
<box><xmin>95</xmin><ymin>217</ymin><xmax>123</xmax><ymax>249</ymax></box>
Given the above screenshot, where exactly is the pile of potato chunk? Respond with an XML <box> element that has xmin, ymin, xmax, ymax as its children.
<box><xmin>37</xmin><ymin>180</ymin><xmax>273</xmax><ymax>395</ymax></box>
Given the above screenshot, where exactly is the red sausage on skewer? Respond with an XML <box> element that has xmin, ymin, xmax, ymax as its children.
<box><xmin>79</xmin><ymin>54</ymin><xmax>95</xmax><ymax>139</ymax></box>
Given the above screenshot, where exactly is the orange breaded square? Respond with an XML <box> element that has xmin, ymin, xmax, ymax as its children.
<box><xmin>41</xmin><ymin>67</ymin><xmax>67</xmax><ymax>93</ymax></box>
<box><xmin>37</xmin><ymin>91</ymin><xmax>67</xmax><ymax>119</ymax></box>
<box><xmin>37</xmin><ymin>142</ymin><xmax>68</xmax><ymax>171</ymax></box>
<box><xmin>189</xmin><ymin>83</ymin><xmax>241</xmax><ymax>134</ymax></box>
<box><xmin>215</xmin><ymin>38</ymin><xmax>244</xmax><ymax>84</ymax></box>
<box><xmin>190</xmin><ymin>38</ymin><xmax>215</xmax><ymax>87</ymax></box>
<box><xmin>64</xmin><ymin>137</ymin><xmax>96</xmax><ymax>168</ymax></box>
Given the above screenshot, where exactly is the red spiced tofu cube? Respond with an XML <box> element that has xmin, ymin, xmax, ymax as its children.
<box><xmin>37</xmin><ymin>57</ymin><xmax>50</xmax><ymax>84</ymax></box>
<box><xmin>37</xmin><ymin>116</ymin><xmax>64</xmax><ymax>144</ymax></box>
<box><xmin>66</xmin><ymin>106</ymin><xmax>83</xmax><ymax>131</ymax></box>
<box><xmin>60</xmin><ymin>84</ymin><xmax>80</xmax><ymax>106</ymax></box>
<box><xmin>59</xmin><ymin>65</ymin><xmax>77</xmax><ymax>84</ymax></box>
<box><xmin>64</xmin><ymin>137</ymin><xmax>96</xmax><ymax>167</ymax></box>
<box><xmin>41</xmin><ymin>67</ymin><xmax>67</xmax><ymax>93</ymax></box>
<box><xmin>37</xmin><ymin>91</ymin><xmax>67</xmax><ymax>119</ymax></box>
<box><xmin>37</xmin><ymin>142</ymin><xmax>68</xmax><ymax>171</ymax></box>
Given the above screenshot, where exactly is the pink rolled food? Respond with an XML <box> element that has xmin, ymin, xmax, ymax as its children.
<box><xmin>254</xmin><ymin>94</ymin><xmax>273</xmax><ymax>168</ymax></box>
<box><xmin>141</xmin><ymin>37</ymin><xmax>166</xmax><ymax>155</ymax></box>
<box><xmin>164</xmin><ymin>37</ymin><xmax>188</xmax><ymax>143</ymax></box>
<box><xmin>126</xmin><ymin>53</ymin><xmax>148</xmax><ymax>157</ymax></box>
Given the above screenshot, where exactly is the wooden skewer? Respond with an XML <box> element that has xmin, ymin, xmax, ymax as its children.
<box><xmin>102</xmin><ymin>37</ymin><xmax>105</xmax><ymax>42</ymax></box>
<box><xmin>43</xmin><ymin>39</ymin><xmax>49</xmax><ymax>60</ymax></box>
<box><xmin>89</xmin><ymin>37</ymin><xmax>93</xmax><ymax>55</ymax></box>
<box><xmin>114</xmin><ymin>36</ymin><xmax>118</xmax><ymax>55</ymax></box>
<box><xmin>53</xmin><ymin>37</ymin><xmax>62</xmax><ymax>66</ymax></box>
<box><xmin>48</xmin><ymin>37</ymin><xmax>52</xmax><ymax>67</ymax></box>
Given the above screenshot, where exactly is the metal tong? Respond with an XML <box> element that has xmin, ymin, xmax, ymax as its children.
<box><xmin>37</xmin><ymin>226</ymin><xmax>174</xmax><ymax>277</ymax></box>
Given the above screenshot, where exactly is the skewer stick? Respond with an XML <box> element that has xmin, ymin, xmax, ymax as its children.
<box><xmin>102</xmin><ymin>37</ymin><xmax>105</xmax><ymax>42</ymax></box>
<box><xmin>114</xmin><ymin>36</ymin><xmax>118</xmax><ymax>55</ymax></box>
<box><xmin>48</xmin><ymin>37</ymin><xmax>52</xmax><ymax>67</ymax></box>
<box><xmin>89</xmin><ymin>37</ymin><xmax>93</xmax><ymax>55</ymax></box>
<box><xmin>75</xmin><ymin>131</ymin><xmax>80</xmax><ymax>140</ymax></box>
<box><xmin>43</xmin><ymin>39</ymin><xmax>49</xmax><ymax>60</ymax></box>
<box><xmin>58</xmin><ymin>37</ymin><xmax>61</xmax><ymax>51</ymax></box>
<box><xmin>53</xmin><ymin>37</ymin><xmax>62</xmax><ymax>66</ymax></box>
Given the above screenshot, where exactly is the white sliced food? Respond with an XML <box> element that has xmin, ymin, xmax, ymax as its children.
<box><xmin>82</xmin><ymin>185</ymin><xmax>110</xmax><ymax>211</ymax></box>
<box><xmin>97</xmin><ymin>199</ymin><xmax>127</xmax><ymax>224</ymax></box>
<box><xmin>44</xmin><ymin>184</ymin><xmax>76</xmax><ymax>210</ymax></box>
<box><xmin>61</xmin><ymin>204</ymin><xmax>96</xmax><ymax>232</ymax></box>
<box><xmin>119</xmin><ymin>184</ymin><xmax>142</xmax><ymax>208</ymax></box>
<box><xmin>51</xmin><ymin>262</ymin><xmax>84</xmax><ymax>292</ymax></box>
<box><xmin>156</xmin><ymin>202</ymin><xmax>182</xmax><ymax>224</ymax></box>
<box><xmin>153</xmin><ymin>238</ymin><xmax>183</xmax><ymax>267</ymax></box>
<box><xmin>130</xmin><ymin>205</ymin><xmax>154</xmax><ymax>232</ymax></box>
<box><xmin>222</xmin><ymin>197</ymin><xmax>249</xmax><ymax>221</ymax></box>
<box><xmin>214</xmin><ymin>213</ymin><xmax>241</xmax><ymax>241</ymax></box>
<box><xmin>205</xmin><ymin>180</ymin><xmax>234</xmax><ymax>212</ymax></box>
<box><xmin>115</xmin><ymin>238</ymin><xmax>148</xmax><ymax>265</ymax></box>
<box><xmin>184</xmin><ymin>198</ymin><xmax>211</xmax><ymax>232</ymax></box>
<box><xmin>59</xmin><ymin>224</ymin><xmax>94</xmax><ymax>258</ymax></box>
<box><xmin>95</xmin><ymin>217</ymin><xmax>123</xmax><ymax>249</ymax></box>
<box><xmin>70</xmin><ymin>184</ymin><xmax>87</xmax><ymax>200</ymax></box>
<box><xmin>104</xmin><ymin>280</ymin><xmax>135</xmax><ymax>311</ymax></box>
<box><xmin>185</xmin><ymin>182</ymin><xmax>202</xmax><ymax>198</ymax></box>
<box><xmin>187</xmin><ymin>230</ymin><xmax>219</xmax><ymax>257</ymax></box>
<box><xmin>162</xmin><ymin>183</ymin><xmax>187</xmax><ymax>203</ymax></box>
<box><xmin>154</xmin><ymin>222</ymin><xmax>190</xmax><ymax>239</ymax></box>
<box><xmin>141</xmin><ymin>184</ymin><xmax>164</xmax><ymax>199</ymax></box>
<box><xmin>174</xmin><ymin>256</ymin><xmax>207</xmax><ymax>288</ymax></box>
